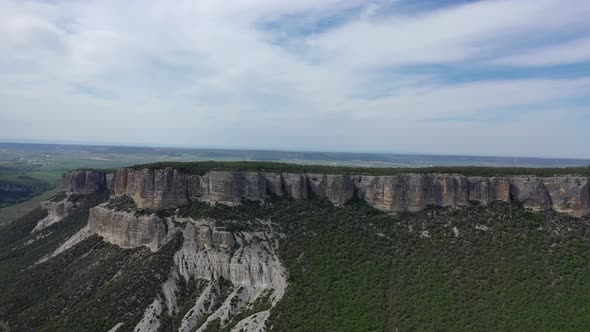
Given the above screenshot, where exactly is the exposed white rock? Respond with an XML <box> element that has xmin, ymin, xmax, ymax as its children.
<box><xmin>174</xmin><ymin>219</ymin><xmax>287</xmax><ymax>331</ymax></box>
<box><xmin>231</xmin><ymin>310</ymin><xmax>270</xmax><ymax>332</ymax></box>
<box><xmin>88</xmin><ymin>205</ymin><xmax>168</xmax><ymax>251</ymax></box>
<box><xmin>36</xmin><ymin>200</ymin><xmax>288</xmax><ymax>332</ymax></box>
<box><xmin>127</xmin><ymin>217</ymin><xmax>289</xmax><ymax>332</ymax></box>
<box><xmin>175</xmin><ymin>219</ymin><xmax>287</xmax><ymax>297</ymax></box>
<box><xmin>36</xmin><ymin>226</ymin><xmax>93</xmax><ymax>264</ymax></box>
<box><xmin>178</xmin><ymin>284</ymin><xmax>213</xmax><ymax>332</ymax></box>
<box><xmin>419</xmin><ymin>230</ymin><xmax>430</xmax><ymax>238</ymax></box>
<box><xmin>162</xmin><ymin>270</ymin><xmax>179</xmax><ymax>317</ymax></box>
<box><xmin>107</xmin><ymin>322</ymin><xmax>124</xmax><ymax>332</ymax></box>
<box><xmin>17</xmin><ymin>232</ymin><xmax>51</xmax><ymax>249</ymax></box>
<box><xmin>32</xmin><ymin>198</ymin><xmax>78</xmax><ymax>233</ymax></box>
<box><xmin>475</xmin><ymin>224</ymin><xmax>490</xmax><ymax>231</ymax></box>
<box><xmin>134</xmin><ymin>298</ymin><xmax>162</xmax><ymax>332</ymax></box>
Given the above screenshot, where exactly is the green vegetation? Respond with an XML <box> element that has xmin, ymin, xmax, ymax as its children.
<box><xmin>105</xmin><ymin>194</ymin><xmax>138</xmax><ymax>212</ymax></box>
<box><xmin>0</xmin><ymin>165</ymin><xmax>54</xmax><ymax>208</ymax></box>
<box><xmin>131</xmin><ymin>160</ymin><xmax>590</xmax><ymax>177</ymax></box>
<box><xmin>0</xmin><ymin>189</ymin><xmax>182</xmax><ymax>331</ymax></box>
<box><xmin>0</xmin><ymin>192</ymin><xmax>108</xmax><ymax>285</ymax></box>
<box><xmin>223</xmin><ymin>289</ymin><xmax>273</xmax><ymax>331</ymax></box>
<box><xmin>1</xmin><ymin>187</ymin><xmax>590</xmax><ymax>330</ymax></box>
<box><xmin>158</xmin><ymin>278</ymin><xmax>209</xmax><ymax>332</ymax></box>
<box><xmin>271</xmin><ymin>200</ymin><xmax>590</xmax><ymax>331</ymax></box>
<box><xmin>173</xmin><ymin>198</ymin><xmax>590</xmax><ymax>331</ymax></box>
<box><xmin>0</xmin><ymin>187</ymin><xmax>60</xmax><ymax>226</ymax></box>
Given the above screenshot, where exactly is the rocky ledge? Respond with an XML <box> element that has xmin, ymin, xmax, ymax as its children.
<box><xmin>61</xmin><ymin>168</ymin><xmax>590</xmax><ymax>216</ymax></box>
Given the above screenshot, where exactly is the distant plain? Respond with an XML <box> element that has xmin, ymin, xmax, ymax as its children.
<box><xmin>1</xmin><ymin>142</ymin><xmax>589</xmax><ymax>225</ymax></box>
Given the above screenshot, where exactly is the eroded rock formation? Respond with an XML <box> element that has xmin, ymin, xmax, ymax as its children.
<box><xmin>32</xmin><ymin>198</ymin><xmax>79</xmax><ymax>233</ymax></box>
<box><xmin>61</xmin><ymin>170</ymin><xmax>108</xmax><ymax>194</ymax></box>
<box><xmin>60</xmin><ymin>167</ymin><xmax>590</xmax><ymax>216</ymax></box>
<box><xmin>50</xmin><ymin>166</ymin><xmax>590</xmax><ymax>331</ymax></box>
<box><xmin>88</xmin><ymin>205</ymin><xmax>168</xmax><ymax>251</ymax></box>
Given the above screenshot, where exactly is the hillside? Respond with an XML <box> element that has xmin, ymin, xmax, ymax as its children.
<box><xmin>0</xmin><ymin>165</ymin><xmax>53</xmax><ymax>208</ymax></box>
<box><xmin>0</xmin><ymin>164</ymin><xmax>589</xmax><ymax>331</ymax></box>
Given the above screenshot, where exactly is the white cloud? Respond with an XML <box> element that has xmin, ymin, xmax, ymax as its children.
<box><xmin>0</xmin><ymin>0</ymin><xmax>589</xmax><ymax>158</ymax></box>
<box><xmin>306</xmin><ymin>0</ymin><xmax>590</xmax><ymax>68</ymax></box>
<box><xmin>493</xmin><ymin>37</ymin><xmax>590</xmax><ymax>66</ymax></box>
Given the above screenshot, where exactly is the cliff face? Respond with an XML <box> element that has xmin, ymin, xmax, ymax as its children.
<box><xmin>88</xmin><ymin>205</ymin><xmax>168</xmax><ymax>251</ymax></box>
<box><xmin>32</xmin><ymin>198</ymin><xmax>79</xmax><ymax>233</ymax></box>
<box><xmin>171</xmin><ymin>219</ymin><xmax>287</xmax><ymax>332</ymax></box>
<box><xmin>57</xmin><ymin>207</ymin><xmax>287</xmax><ymax>331</ymax></box>
<box><xmin>61</xmin><ymin>170</ymin><xmax>108</xmax><ymax>194</ymax></box>
<box><xmin>61</xmin><ymin>168</ymin><xmax>590</xmax><ymax>216</ymax></box>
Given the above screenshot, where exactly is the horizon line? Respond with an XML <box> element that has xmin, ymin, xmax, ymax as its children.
<box><xmin>1</xmin><ymin>139</ymin><xmax>590</xmax><ymax>163</ymax></box>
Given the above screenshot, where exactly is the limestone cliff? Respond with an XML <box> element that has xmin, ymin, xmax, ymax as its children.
<box><xmin>32</xmin><ymin>198</ymin><xmax>79</xmax><ymax>233</ymax></box>
<box><xmin>170</xmin><ymin>218</ymin><xmax>287</xmax><ymax>332</ymax></box>
<box><xmin>61</xmin><ymin>168</ymin><xmax>590</xmax><ymax>216</ymax></box>
<box><xmin>61</xmin><ymin>170</ymin><xmax>108</xmax><ymax>194</ymax></box>
<box><xmin>45</xmin><ymin>165</ymin><xmax>590</xmax><ymax>331</ymax></box>
<box><xmin>88</xmin><ymin>205</ymin><xmax>168</xmax><ymax>251</ymax></box>
<box><xmin>56</xmin><ymin>207</ymin><xmax>287</xmax><ymax>332</ymax></box>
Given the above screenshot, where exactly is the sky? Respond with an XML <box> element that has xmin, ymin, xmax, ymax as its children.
<box><xmin>1</xmin><ymin>0</ymin><xmax>590</xmax><ymax>158</ymax></box>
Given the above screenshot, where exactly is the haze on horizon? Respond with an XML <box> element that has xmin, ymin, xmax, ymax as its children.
<box><xmin>1</xmin><ymin>0</ymin><xmax>589</xmax><ymax>159</ymax></box>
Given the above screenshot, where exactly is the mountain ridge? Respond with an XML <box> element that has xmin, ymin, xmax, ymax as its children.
<box><xmin>62</xmin><ymin>163</ymin><xmax>590</xmax><ymax>217</ymax></box>
<box><xmin>1</xmin><ymin>162</ymin><xmax>590</xmax><ymax>331</ymax></box>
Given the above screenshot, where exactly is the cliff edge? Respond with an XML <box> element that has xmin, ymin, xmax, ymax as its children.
<box><xmin>61</xmin><ymin>166</ymin><xmax>590</xmax><ymax>217</ymax></box>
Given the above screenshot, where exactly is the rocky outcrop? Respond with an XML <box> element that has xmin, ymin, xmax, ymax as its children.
<box><xmin>32</xmin><ymin>198</ymin><xmax>79</xmax><ymax>233</ymax></box>
<box><xmin>466</xmin><ymin>177</ymin><xmax>511</xmax><ymax>206</ymax></box>
<box><xmin>543</xmin><ymin>177</ymin><xmax>590</xmax><ymax>216</ymax></box>
<box><xmin>176</xmin><ymin>220</ymin><xmax>285</xmax><ymax>289</ymax></box>
<box><xmin>510</xmin><ymin>177</ymin><xmax>552</xmax><ymax>210</ymax></box>
<box><xmin>112</xmin><ymin>168</ymin><xmax>189</xmax><ymax>210</ymax></box>
<box><xmin>353</xmin><ymin>174</ymin><xmax>515</xmax><ymax>212</ymax></box>
<box><xmin>61</xmin><ymin>170</ymin><xmax>108</xmax><ymax>194</ymax></box>
<box><xmin>172</xmin><ymin>219</ymin><xmax>286</xmax><ymax>332</ymax></box>
<box><xmin>88</xmin><ymin>205</ymin><xmax>168</xmax><ymax>251</ymax></box>
<box><xmin>61</xmin><ymin>168</ymin><xmax>590</xmax><ymax>216</ymax></box>
<box><xmin>73</xmin><ymin>213</ymin><xmax>288</xmax><ymax>332</ymax></box>
<box><xmin>307</xmin><ymin>174</ymin><xmax>354</xmax><ymax>205</ymax></box>
<box><xmin>197</xmin><ymin>171</ymin><xmax>267</xmax><ymax>206</ymax></box>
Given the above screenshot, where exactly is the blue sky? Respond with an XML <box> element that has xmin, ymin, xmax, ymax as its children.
<box><xmin>1</xmin><ymin>0</ymin><xmax>589</xmax><ymax>158</ymax></box>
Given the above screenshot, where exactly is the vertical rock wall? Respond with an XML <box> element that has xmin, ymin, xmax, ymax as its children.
<box><xmin>61</xmin><ymin>168</ymin><xmax>590</xmax><ymax>216</ymax></box>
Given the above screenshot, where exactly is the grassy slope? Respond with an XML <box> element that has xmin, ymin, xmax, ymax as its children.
<box><xmin>131</xmin><ymin>161</ymin><xmax>590</xmax><ymax>177</ymax></box>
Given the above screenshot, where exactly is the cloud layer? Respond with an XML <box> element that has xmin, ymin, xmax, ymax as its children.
<box><xmin>1</xmin><ymin>0</ymin><xmax>589</xmax><ymax>158</ymax></box>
